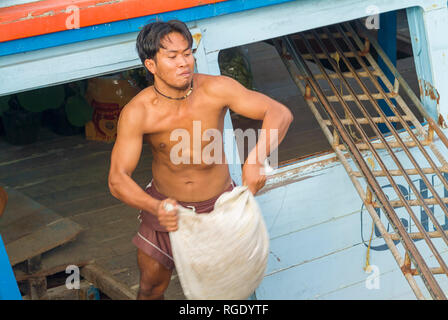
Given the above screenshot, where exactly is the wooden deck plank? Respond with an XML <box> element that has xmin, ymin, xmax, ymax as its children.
<box><xmin>0</xmin><ymin>186</ymin><xmax>55</xmax><ymax>228</ymax></box>
<box><xmin>4</xmin><ymin>158</ymin><xmax>115</xmax><ymax>193</ymax></box>
<box><xmin>81</xmin><ymin>264</ymin><xmax>136</xmax><ymax>300</ymax></box>
<box><xmin>47</xmin><ymin>192</ymin><xmax>122</xmax><ymax>218</ymax></box>
<box><xmin>0</xmin><ymin>148</ymin><xmax>112</xmax><ymax>183</ymax></box>
<box><xmin>0</xmin><ymin>138</ymin><xmax>111</xmax><ymax>176</ymax></box>
<box><xmin>20</xmin><ymin>227</ymin><xmax>119</xmax><ymax>280</ymax></box>
<box><xmin>11</xmin><ymin>161</ymin><xmax>150</xmax><ymax>201</ymax></box>
<box><xmin>6</xmin><ymin>149</ymin><xmax>152</xmax><ymax>199</ymax></box>
<box><xmin>94</xmin><ymin>251</ymin><xmax>186</xmax><ymax>300</ymax></box>
<box><xmin>0</xmin><ymin>133</ymin><xmax>83</xmax><ymax>163</ymax></box>
<box><xmin>6</xmin><ymin>218</ymin><xmax>83</xmax><ymax>266</ymax></box>
<box><xmin>14</xmin><ymin>260</ymin><xmax>94</xmax><ymax>282</ymax></box>
<box><xmin>95</xmin><ymin>251</ymin><xmax>139</xmax><ymax>289</ymax></box>
<box><xmin>69</xmin><ymin>203</ymin><xmax>136</xmax><ymax>230</ymax></box>
<box><xmin>11</xmin><ymin>204</ymin><xmax>138</xmax><ymax>270</ymax></box>
<box><xmin>0</xmin><ymin>207</ymin><xmax>62</xmax><ymax>244</ymax></box>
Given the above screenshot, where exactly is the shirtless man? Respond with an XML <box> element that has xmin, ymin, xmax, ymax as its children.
<box><xmin>108</xmin><ymin>20</ymin><xmax>293</xmax><ymax>300</ymax></box>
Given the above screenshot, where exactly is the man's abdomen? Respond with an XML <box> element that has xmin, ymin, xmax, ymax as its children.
<box><xmin>151</xmin><ymin>161</ymin><xmax>232</xmax><ymax>202</ymax></box>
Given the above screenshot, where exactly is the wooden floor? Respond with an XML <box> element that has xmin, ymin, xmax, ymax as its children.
<box><xmin>0</xmin><ymin>20</ymin><xmax>422</xmax><ymax>299</ymax></box>
<box><xmin>0</xmin><ymin>129</ymin><xmax>170</xmax><ymax>299</ymax></box>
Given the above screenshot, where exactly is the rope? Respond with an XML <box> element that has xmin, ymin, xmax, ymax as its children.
<box><xmin>364</xmin><ymin>217</ymin><xmax>375</xmax><ymax>272</ymax></box>
<box><xmin>364</xmin><ymin>157</ymin><xmax>376</xmax><ymax>271</ymax></box>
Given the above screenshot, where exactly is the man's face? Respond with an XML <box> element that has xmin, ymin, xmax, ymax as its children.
<box><xmin>146</xmin><ymin>32</ymin><xmax>194</xmax><ymax>90</ymax></box>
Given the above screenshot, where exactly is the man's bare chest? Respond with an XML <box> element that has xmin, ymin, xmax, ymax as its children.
<box><xmin>143</xmin><ymin>103</ymin><xmax>227</xmax><ymax>159</ymax></box>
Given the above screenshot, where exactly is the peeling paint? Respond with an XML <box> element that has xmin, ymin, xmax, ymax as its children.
<box><xmin>192</xmin><ymin>32</ymin><xmax>202</xmax><ymax>48</ymax></box>
<box><xmin>4</xmin><ymin>0</ymin><xmax>125</xmax><ymax>25</ymax></box>
<box><xmin>258</xmin><ymin>153</ymin><xmax>340</xmax><ymax>195</ymax></box>
<box><xmin>86</xmin><ymin>0</ymin><xmax>124</xmax><ymax>9</ymax></box>
<box><xmin>7</xmin><ymin>1</ymin><xmax>123</xmax><ymax>24</ymax></box>
<box><xmin>8</xmin><ymin>10</ymin><xmax>56</xmax><ymax>24</ymax></box>
<box><xmin>424</xmin><ymin>3</ymin><xmax>443</xmax><ymax>11</ymax></box>
<box><xmin>438</xmin><ymin>114</ymin><xmax>447</xmax><ymax>128</ymax></box>
<box><xmin>419</xmin><ymin>79</ymin><xmax>440</xmax><ymax>105</ymax></box>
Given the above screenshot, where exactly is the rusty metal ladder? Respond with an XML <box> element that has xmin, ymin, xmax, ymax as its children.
<box><xmin>274</xmin><ymin>21</ymin><xmax>448</xmax><ymax>300</ymax></box>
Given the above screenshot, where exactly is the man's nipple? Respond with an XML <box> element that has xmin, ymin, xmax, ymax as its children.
<box><xmin>159</xmin><ymin>143</ymin><xmax>166</xmax><ymax>149</ymax></box>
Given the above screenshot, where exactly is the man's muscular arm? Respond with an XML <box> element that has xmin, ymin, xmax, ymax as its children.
<box><xmin>211</xmin><ymin>76</ymin><xmax>293</xmax><ymax>195</ymax></box>
<box><xmin>108</xmin><ymin>103</ymin><xmax>157</xmax><ymax>212</ymax></box>
<box><xmin>108</xmin><ymin>102</ymin><xmax>179</xmax><ymax>231</ymax></box>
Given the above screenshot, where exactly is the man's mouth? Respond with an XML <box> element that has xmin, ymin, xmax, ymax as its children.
<box><xmin>179</xmin><ymin>71</ymin><xmax>191</xmax><ymax>77</ymax></box>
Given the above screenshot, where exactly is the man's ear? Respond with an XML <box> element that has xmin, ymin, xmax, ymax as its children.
<box><xmin>144</xmin><ymin>58</ymin><xmax>156</xmax><ymax>75</ymax></box>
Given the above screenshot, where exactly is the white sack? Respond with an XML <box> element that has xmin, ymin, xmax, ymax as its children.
<box><xmin>169</xmin><ymin>186</ymin><xmax>269</xmax><ymax>300</ymax></box>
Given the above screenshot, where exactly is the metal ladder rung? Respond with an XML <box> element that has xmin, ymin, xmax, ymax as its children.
<box><xmin>351</xmin><ymin>167</ymin><xmax>448</xmax><ymax>177</ymax></box>
<box><xmin>302</xmin><ymin>52</ymin><xmax>357</xmax><ymax>59</ymax></box>
<box><xmin>401</xmin><ymin>252</ymin><xmax>446</xmax><ymax>276</ymax></box>
<box><xmin>406</xmin><ymin>267</ymin><xmax>445</xmax><ymax>276</ymax></box>
<box><xmin>370</xmin><ymin>197</ymin><xmax>448</xmax><ymax>208</ymax></box>
<box><xmin>338</xmin><ymin>140</ymin><xmax>431</xmax><ymax>150</ymax></box>
<box><xmin>316</xmin><ymin>92</ymin><xmax>398</xmax><ymax>102</ymax></box>
<box><xmin>388</xmin><ymin>230</ymin><xmax>448</xmax><ymax>241</ymax></box>
<box><xmin>291</xmin><ymin>31</ymin><xmax>354</xmax><ymax>40</ymax></box>
<box><xmin>296</xmin><ymin>70</ymin><xmax>382</xmax><ymax>80</ymax></box>
<box><xmin>324</xmin><ymin>115</ymin><xmax>413</xmax><ymax>125</ymax></box>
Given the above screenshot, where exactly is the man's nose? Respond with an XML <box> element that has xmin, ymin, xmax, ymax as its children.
<box><xmin>177</xmin><ymin>55</ymin><xmax>188</xmax><ymax>66</ymax></box>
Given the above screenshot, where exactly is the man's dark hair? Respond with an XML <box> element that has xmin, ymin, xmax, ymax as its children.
<box><xmin>136</xmin><ymin>20</ymin><xmax>193</xmax><ymax>84</ymax></box>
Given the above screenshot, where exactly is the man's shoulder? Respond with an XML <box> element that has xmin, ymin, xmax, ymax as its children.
<box><xmin>196</xmin><ymin>73</ymin><xmax>234</xmax><ymax>85</ymax></box>
<box><xmin>123</xmin><ymin>86</ymin><xmax>157</xmax><ymax>111</ymax></box>
<box><xmin>196</xmin><ymin>73</ymin><xmax>239</xmax><ymax>96</ymax></box>
<box><xmin>119</xmin><ymin>87</ymin><xmax>155</xmax><ymax>124</ymax></box>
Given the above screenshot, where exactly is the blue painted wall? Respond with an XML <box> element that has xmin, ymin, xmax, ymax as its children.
<box><xmin>377</xmin><ymin>11</ymin><xmax>398</xmax><ymax>133</ymax></box>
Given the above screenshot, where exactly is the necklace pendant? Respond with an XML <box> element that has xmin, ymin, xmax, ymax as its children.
<box><xmin>154</xmin><ymin>82</ymin><xmax>193</xmax><ymax>100</ymax></box>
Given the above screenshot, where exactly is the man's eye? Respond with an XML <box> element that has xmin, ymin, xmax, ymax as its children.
<box><xmin>168</xmin><ymin>56</ymin><xmax>176</xmax><ymax>59</ymax></box>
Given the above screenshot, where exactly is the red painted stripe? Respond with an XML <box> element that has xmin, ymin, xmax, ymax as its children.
<box><xmin>0</xmin><ymin>0</ymin><xmax>228</xmax><ymax>42</ymax></box>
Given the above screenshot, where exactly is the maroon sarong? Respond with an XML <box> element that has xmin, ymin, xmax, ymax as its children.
<box><xmin>132</xmin><ymin>180</ymin><xmax>236</xmax><ymax>270</ymax></box>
